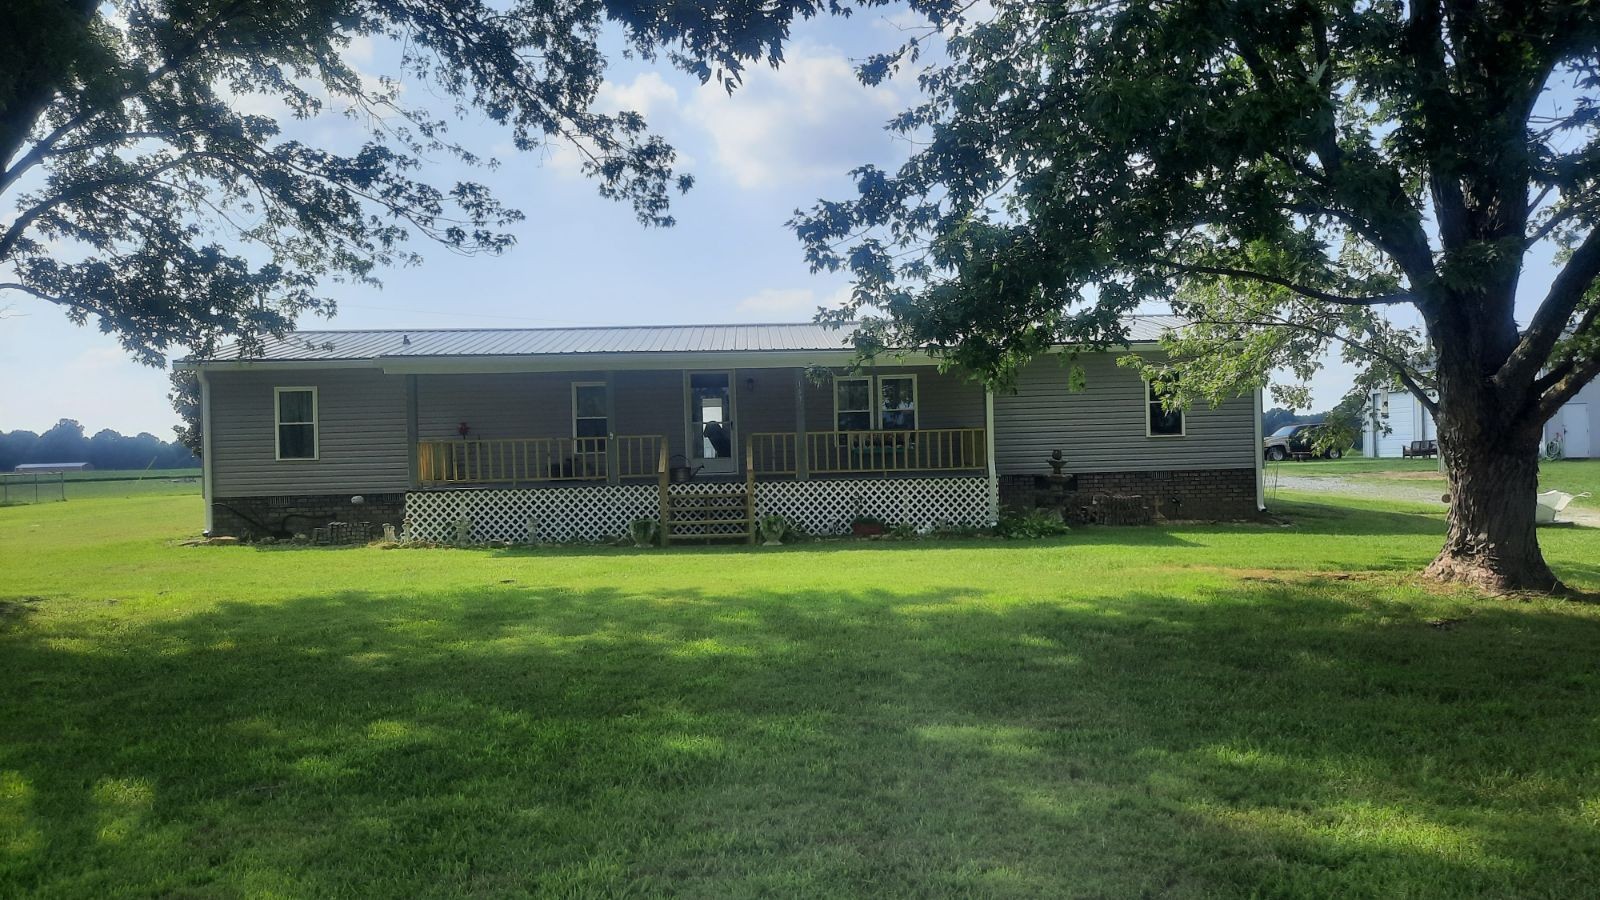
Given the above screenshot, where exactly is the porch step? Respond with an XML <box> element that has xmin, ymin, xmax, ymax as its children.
<box><xmin>667</xmin><ymin>530</ymin><xmax>753</xmax><ymax>541</ymax></box>
<box><xmin>661</xmin><ymin>484</ymin><xmax>754</xmax><ymax>546</ymax></box>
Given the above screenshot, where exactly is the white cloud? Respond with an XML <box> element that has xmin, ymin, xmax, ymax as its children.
<box><xmin>874</xmin><ymin>9</ymin><xmax>933</xmax><ymax>32</ymax></box>
<box><xmin>345</xmin><ymin>34</ymin><xmax>375</xmax><ymax>66</ymax></box>
<box><xmin>597</xmin><ymin>72</ymin><xmax>679</xmax><ymax>118</ymax></box>
<box><xmin>538</xmin><ymin>72</ymin><xmax>691</xmax><ymax>179</ymax></box>
<box><xmin>539</xmin><ymin>136</ymin><xmax>590</xmax><ymax>178</ymax></box>
<box><xmin>684</xmin><ymin>45</ymin><xmax>908</xmax><ymax>189</ymax></box>
<box><xmin>732</xmin><ymin>284</ymin><xmax>853</xmax><ymax>320</ymax></box>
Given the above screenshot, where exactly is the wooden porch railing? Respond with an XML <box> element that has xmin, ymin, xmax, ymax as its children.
<box><xmin>417</xmin><ymin>435</ymin><xmax>664</xmax><ymax>484</ymax></box>
<box><xmin>748</xmin><ymin>428</ymin><xmax>986</xmax><ymax>475</ymax></box>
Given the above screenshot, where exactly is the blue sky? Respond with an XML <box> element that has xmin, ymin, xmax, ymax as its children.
<box><xmin>2</xmin><ymin>12</ymin><xmax>932</xmax><ymax>436</ymax></box>
<box><xmin>0</xmin><ymin>8</ymin><xmax>1573</xmax><ymax>436</ymax></box>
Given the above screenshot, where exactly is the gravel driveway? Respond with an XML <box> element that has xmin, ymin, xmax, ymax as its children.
<box><xmin>1267</xmin><ymin>471</ymin><xmax>1600</xmax><ymax>528</ymax></box>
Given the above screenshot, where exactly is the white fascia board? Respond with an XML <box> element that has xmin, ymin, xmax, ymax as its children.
<box><xmin>180</xmin><ymin>359</ymin><xmax>383</xmax><ymax>373</ymax></box>
<box><xmin>1042</xmin><ymin>341</ymin><xmax>1167</xmax><ymax>353</ymax></box>
<box><xmin>181</xmin><ymin>343</ymin><xmax>1162</xmax><ymax>375</ymax></box>
<box><xmin>373</xmin><ymin>350</ymin><xmax>943</xmax><ymax>374</ymax></box>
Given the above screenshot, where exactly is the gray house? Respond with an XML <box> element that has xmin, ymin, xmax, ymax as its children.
<box><xmin>180</xmin><ymin>316</ymin><xmax>1264</xmax><ymax>542</ymax></box>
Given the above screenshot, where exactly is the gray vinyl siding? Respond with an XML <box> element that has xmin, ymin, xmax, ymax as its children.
<box><xmin>416</xmin><ymin>372</ymin><xmax>603</xmax><ymax>441</ymax></box>
<box><xmin>993</xmin><ymin>353</ymin><xmax>1257</xmax><ymax>474</ymax></box>
<box><xmin>738</xmin><ymin>368</ymin><xmax>805</xmax><ymax>439</ymax></box>
<box><xmin>614</xmin><ymin>370</ymin><xmax>687</xmax><ymax>461</ymax></box>
<box><xmin>209</xmin><ymin>368</ymin><xmax>409</xmax><ymax>497</ymax></box>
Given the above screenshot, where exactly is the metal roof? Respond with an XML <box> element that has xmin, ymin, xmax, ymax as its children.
<box><xmin>12</xmin><ymin>463</ymin><xmax>92</xmax><ymax>472</ymax></box>
<box><xmin>192</xmin><ymin>316</ymin><xmax>1185</xmax><ymax>363</ymax></box>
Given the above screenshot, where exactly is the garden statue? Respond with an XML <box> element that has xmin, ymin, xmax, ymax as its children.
<box><xmin>1046</xmin><ymin>450</ymin><xmax>1067</xmax><ymax>476</ymax></box>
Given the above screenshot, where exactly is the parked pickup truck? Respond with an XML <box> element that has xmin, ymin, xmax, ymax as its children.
<box><xmin>1263</xmin><ymin>423</ymin><xmax>1344</xmax><ymax>461</ymax></box>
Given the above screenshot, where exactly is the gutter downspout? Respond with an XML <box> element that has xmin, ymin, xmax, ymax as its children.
<box><xmin>198</xmin><ymin>368</ymin><xmax>215</xmax><ymax>535</ymax></box>
<box><xmin>984</xmin><ymin>386</ymin><xmax>999</xmax><ymax>524</ymax></box>
<box><xmin>1253</xmin><ymin>384</ymin><xmax>1266</xmax><ymax>512</ymax></box>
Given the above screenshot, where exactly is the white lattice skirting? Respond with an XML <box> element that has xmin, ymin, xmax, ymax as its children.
<box><xmin>756</xmin><ymin>477</ymin><xmax>993</xmax><ymax>535</ymax></box>
<box><xmin>404</xmin><ymin>476</ymin><xmax>995</xmax><ymax>543</ymax></box>
<box><xmin>405</xmin><ymin>484</ymin><xmax>657</xmax><ymax>543</ymax></box>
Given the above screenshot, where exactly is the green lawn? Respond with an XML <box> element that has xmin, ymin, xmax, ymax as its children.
<box><xmin>3</xmin><ymin>492</ymin><xmax>1600</xmax><ymax>897</ymax></box>
<box><xmin>1274</xmin><ymin>457</ymin><xmax>1600</xmax><ymax>509</ymax></box>
<box><xmin>1273</xmin><ymin>457</ymin><xmax>1451</xmax><ymax>476</ymax></box>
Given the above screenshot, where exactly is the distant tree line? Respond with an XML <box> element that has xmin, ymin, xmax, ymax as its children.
<box><xmin>1262</xmin><ymin>407</ymin><xmax>1324</xmax><ymax>436</ymax></box>
<box><xmin>1</xmin><ymin>419</ymin><xmax>198</xmax><ymax>472</ymax></box>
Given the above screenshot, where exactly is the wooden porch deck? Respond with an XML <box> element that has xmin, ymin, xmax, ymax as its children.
<box><xmin>413</xmin><ymin>429</ymin><xmax>989</xmax><ymax>545</ymax></box>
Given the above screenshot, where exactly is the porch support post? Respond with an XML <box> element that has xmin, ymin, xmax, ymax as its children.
<box><xmin>794</xmin><ymin>368</ymin><xmax>809</xmax><ymax>480</ymax></box>
<box><xmin>984</xmin><ymin>386</ymin><xmax>999</xmax><ymax>524</ymax></box>
<box><xmin>406</xmin><ymin>375</ymin><xmax>419</xmax><ymax>488</ymax></box>
<box><xmin>199</xmin><ymin>369</ymin><xmax>214</xmax><ymax>534</ymax></box>
<box><xmin>1253</xmin><ymin>385</ymin><xmax>1266</xmax><ymax>511</ymax></box>
<box><xmin>605</xmin><ymin>371</ymin><xmax>620</xmax><ymax>485</ymax></box>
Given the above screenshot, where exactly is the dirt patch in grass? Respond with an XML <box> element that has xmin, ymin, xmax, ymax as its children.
<box><xmin>1182</xmin><ymin>565</ymin><xmax>1383</xmax><ymax>584</ymax></box>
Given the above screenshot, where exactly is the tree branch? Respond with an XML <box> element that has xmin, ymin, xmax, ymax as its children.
<box><xmin>1154</xmin><ymin>258</ymin><xmax>1412</xmax><ymax>306</ymax></box>
<box><xmin>0</xmin><ymin>152</ymin><xmax>202</xmax><ymax>259</ymax></box>
<box><xmin>1498</xmin><ymin>224</ymin><xmax>1600</xmax><ymax>392</ymax></box>
<box><xmin>1523</xmin><ymin>192</ymin><xmax>1600</xmax><ymax>246</ymax></box>
<box><xmin>0</xmin><ymin>0</ymin><xmax>249</xmax><ymax>195</ymax></box>
<box><xmin>1536</xmin><ymin>354</ymin><xmax>1600</xmax><ymax>421</ymax></box>
<box><xmin>1196</xmin><ymin>313</ymin><xmax>1438</xmax><ymax>414</ymax></box>
<box><xmin>0</xmin><ymin>281</ymin><xmax>65</xmax><ymax>304</ymax></box>
<box><xmin>1531</xmin><ymin>301</ymin><xmax>1600</xmax><ymax>394</ymax></box>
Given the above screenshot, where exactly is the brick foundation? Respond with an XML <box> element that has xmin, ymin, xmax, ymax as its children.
<box><xmin>210</xmin><ymin>493</ymin><xmax>406</xmax><ymax>539</ymax></box>
<box><xmin>998</xmin><ymin>467</ymin><xmax>1259</xmax><ymax>522</ymax></box>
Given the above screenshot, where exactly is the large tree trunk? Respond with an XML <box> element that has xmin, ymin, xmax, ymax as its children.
<box><xmin>1425</xmin><ymin>420</ymin><xmax>1561</xmax><ymax>594</ymax></box>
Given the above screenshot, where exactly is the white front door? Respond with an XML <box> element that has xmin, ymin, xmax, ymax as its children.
<box><xmin>686</xmin><ymin>371</ymin><xmax>737</xmax><ymax>475</ymax></box>
<box><xmin>1563</xmin><ymin>405</ymin><xmax>1591</xmax><ymax>458</ymax></box>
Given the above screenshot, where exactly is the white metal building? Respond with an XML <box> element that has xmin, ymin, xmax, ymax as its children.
<box><xmin>1364</xmin><ymin>381</ymin><xmax>1596</xmax><ymax>459</ymax></box>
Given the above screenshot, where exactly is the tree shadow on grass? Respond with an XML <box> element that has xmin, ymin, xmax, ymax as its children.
<box><xmin>1265</xmin><ymin>498</ymin><xmax>1449</xmax><ymax>537</ymax></box>
<box><xmin>3</xmin><ymin>579</ymin><xmax>1599</xmax><ymax>897</ymax></box>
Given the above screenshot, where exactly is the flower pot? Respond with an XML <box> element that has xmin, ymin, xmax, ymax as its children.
<box><xmin>758</xmin><ymin>517</ymin><xmax>788</xmax><ymax>546</ymax></box>
<box><xmin>851</xmin><ymin>522</ymin><xmax>885</xmax><ymax>538</ymax></box>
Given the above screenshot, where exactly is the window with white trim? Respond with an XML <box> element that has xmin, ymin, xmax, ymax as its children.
<box><xmin>834</xmin><ymin>377</ymin><xmax>872</xmax><ymax>431</ymax></box>
<box><xmin>572</xmin><ymin>382</ymin><xmax>608</xmax><ymax>438</ymax></box>
<box><xmin>275</xmin><ymin>387</ymin><xmax>318</xmax><ymax>460</ymax></box>
<box><xmin>1146</xmin><ymin>380</ymin><xmax>1185</xmax><ymax>437</ymax></box>
<box><xmin>877</xmin><ymin>375</ymin><xmax>918</xmax><ymax>430</ymax></box>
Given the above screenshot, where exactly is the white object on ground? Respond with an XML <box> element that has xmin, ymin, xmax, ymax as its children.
<box><xmin>1536</xmin><ymin>490</ymin><xmax>1592</xmax><ymax>524</ymax></box>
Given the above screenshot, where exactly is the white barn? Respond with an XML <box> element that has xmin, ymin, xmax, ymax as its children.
<box><xmin>1364</xmin><ymin>381</ymin><xmax>1597</xmax><ymax>459</ymax></box>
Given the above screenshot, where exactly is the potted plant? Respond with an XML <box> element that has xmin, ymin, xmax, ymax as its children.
<box><xmin>629</xmin><ymin>518</ymin><xmax>661</xmax><ymax>548</ymax></box>
<box><xmin>758</xmin><ymin>515</ymin><xmax>790</xmax><ymax>546</ymax></box>
<box><xmin>850</xmin><ymin>514</ymin><xmax>887</xmax><ymax>538</ymax></box>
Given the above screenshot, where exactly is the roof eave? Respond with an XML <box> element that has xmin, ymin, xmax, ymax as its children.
<box><xmin>179</xmin><ymin>340</ymin><xmax>1173</xmax><ymax>371</ymax></box>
